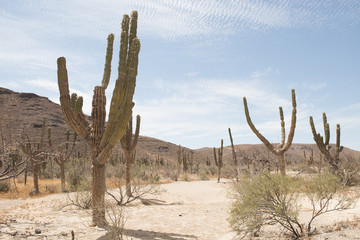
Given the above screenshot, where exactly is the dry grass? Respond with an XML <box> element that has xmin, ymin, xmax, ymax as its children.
<box><xmin>0</xmin><ymin>177</ymin><xmax>61</xmax><ymax>199</ymax></box>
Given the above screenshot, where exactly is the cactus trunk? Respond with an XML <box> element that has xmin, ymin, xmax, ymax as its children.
<box><xmin>92</xmin><ymin>162</ymin><xmax>106</xmax><ymax>227</ymax></box>
<box><xmin>125</xmin><ymin>153</ymin><xmax>132</xmax><ymax>197</ymax></box>
<box><xmin>60</xmin><ymin>160</ymin><xmax>66</xmax><ymax>192</ymax></box>
<box><xmin>32</xmin><ymin>160</ymin><xmax>40</xmax><ymax>194</ymax></box>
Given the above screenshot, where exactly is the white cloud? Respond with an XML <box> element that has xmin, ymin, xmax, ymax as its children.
<box><xmin>132</xmin><ymin>76</ymin><xmax>297</xmax><ymax>148</ymax></box>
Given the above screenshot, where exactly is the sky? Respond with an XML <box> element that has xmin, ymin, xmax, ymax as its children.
<box><xmin>0</xmin><ymin>0</ymin><xmax>360</xmax><ymax>150</ymax></box>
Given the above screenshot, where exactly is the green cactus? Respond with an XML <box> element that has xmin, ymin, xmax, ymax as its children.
<box><xmin>243</xmin><ymin>89</ymin><xmax>297</xmax><ymax>175</ymax></box>
<box><xmin>309</xmin><ymin>113</ymin><xmax>343</xmax><ymax>174</ymax></box>
<box><xmin>213</xmin><ymin>139</ymin><xmax>223</xmax><ymax>183</ymax></box>
<box><xmin>57</xmin><ymin>11</ymin><xmax>141</xmax><ymax>227</ymax></box>
<box><xmin>120</xmin><ymin>115</ymin><xmax>140</xmax><ymax>197</ymax></box>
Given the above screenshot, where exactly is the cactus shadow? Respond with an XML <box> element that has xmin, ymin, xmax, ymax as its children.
<box><xmin>98</xmin><ymin>228</ymin><xmax>198</xmax><ymax>240</ymax></box>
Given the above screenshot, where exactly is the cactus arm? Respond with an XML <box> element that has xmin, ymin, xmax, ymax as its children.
<box><xmin>213</xmin><ymin>147</ymin><xmax>218</xmax><ymax>167</ymax></box>
<box><xmin>323</xmin><ymin>113</ymin><xmax>330</xmax><ymax>146</ymax></box>
<box><xmin>99</xmin><ymin>14</ymin><xmax>140</xmax><ymax>152</ymax></box>
<box><xmin>281</xmin><ymin>89</ymin><xmax>297</xmax><ymax>153</ymax></box>
<box><xmin>57</xmin><ymin>57</ymin><xmax>91</xmax><ymax>140</ymax></box>
<box><xmin>101</xmin><ymin>34</ymin><xmax>114</xmax><ymax>89</ymax></box>
<box><xmin>279</xmin><ymin>107</ymin><xmax>285</xmax><ymax>148</ymax></box>
<box><xmin>243</xmin><ymin>97</ymin><xmax>275</xmax><ymax>154</ymax></box>
<box><xmin>131</xmin><ymin>115</ymin><xmax>141</xmax><ymax>151</ymax></box>
<box><xmin>91</xmin><ymin>86</ymin><xmax>106</xmax><ymax>148</ymax></box>
<box><xmin>219</xmin><ymin>139</ymin><xmax>223</xmax><ymax>167</ymax></box>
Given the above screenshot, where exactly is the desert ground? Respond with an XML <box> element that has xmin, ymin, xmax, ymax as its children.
<box><xmin>1</xmin><ymin>178</ymin><xmax>360</xmax><ymax>240</ymax></box>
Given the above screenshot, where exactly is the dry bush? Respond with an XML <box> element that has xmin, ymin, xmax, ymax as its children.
<box><xmin>106</xmin><ymin>164</ymin><xmax>163</xmax><ymax>206</ymax></box>
<box><xmin>229</xmin><ymin>171</ymin><xmax>355</xmax><ymax>239</ymax></box>
<box><xmin>104</xmin><ymin>202</ymin><xmax>127</xmax><ymax>240</ymax></box>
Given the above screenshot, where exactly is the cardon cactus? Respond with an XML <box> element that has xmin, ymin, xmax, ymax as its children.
<box><xmin>243</xmin><ymin>89</ymin><xmax>297</xmax><ymax>175</ymax></box>
<box><xmin>309</xmin><ymin>113</ymin><xmax>343</xmax><ymax>174</ymax></box>
<box><xmin>120</xmin><ymin>115</ymin><xmax>140</xmax><ymax>197</ymax></box>
<box><xmin>57</xmin><ymin>11</ymin><xmax>140</xmax><ymax>227</ymax></box>
<box><xmin>213</xmin><ymin>139</ymin><xmax>223</xmax><ymax>183</ymax></box>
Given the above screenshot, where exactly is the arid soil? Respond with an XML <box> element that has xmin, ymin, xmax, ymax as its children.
<box><xmin>1</xmin><ymin>179</ymin><xmax>360</xmax><ymax>240</ymax></box>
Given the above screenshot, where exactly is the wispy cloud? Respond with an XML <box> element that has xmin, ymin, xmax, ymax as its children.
<box><xmin>132</xmin><ymin>75</ymin><xmax>297</xmax><ymax>148</ymax></box>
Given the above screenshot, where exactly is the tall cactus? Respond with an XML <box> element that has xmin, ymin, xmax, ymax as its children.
<box><xmin>228</xmin><ymin>128</ymin><xmax>239</xmax><ymax>181</ymax></box>
<box><xmin>57</xmin><ymin>11</ymin><xmax>140</xmax><ymax>227</ymax></box>
<box><xmin>309</xmin><ymin>113</ymin><xmax>343</xmax><ymax>174</ymax></box>
<box><xmin>243</xmin><ymin>89</ymin><xmax>297</xmax><ymax>175</ymax></box>
<box><xmin>213</xmin><ymin>139</ymin><xmax>223</xmax><ymax>183</ymax></box>
<box><xmin>120</xmin><ymin>115</ymin><xmax>140</xmax><ymax>197</ymax></box>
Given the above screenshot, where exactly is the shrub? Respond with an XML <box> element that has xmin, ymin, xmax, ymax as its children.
<box><xmin>180</xmin><ymin>173</ymin><xmax>189</xmax><ymax>181</ymax></box>
<box><xmin>228</xmin><ymin>172</ymin><xmax>354</xmax><ymax>239</ymax></box>
<box><xmin>0</xmin><ymin>180</ymin><xmax>10</xmax><ymax>192</ymax></box>
<box><xmin>199</xmin><ymin>169</ymin><xmax>209</xmax><ymax>180</ymax></box>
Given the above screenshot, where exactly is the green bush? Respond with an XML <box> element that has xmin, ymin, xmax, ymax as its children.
<box><xmin>228</xmin><ymin>172</ymin><xmax>354</xmax><ymax>239</ymax></box>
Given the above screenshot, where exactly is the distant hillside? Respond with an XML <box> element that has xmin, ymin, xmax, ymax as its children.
<box><xmin>0</xmin><ymin>87</ymin><xmax>359</xmax><ymax>166</ymax></box>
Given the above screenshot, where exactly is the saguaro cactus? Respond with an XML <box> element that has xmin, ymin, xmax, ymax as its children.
<box><xmin>309</xmin><ymin>113</ymin><xmax>343</xmax><ymax>174</ymax></box>
<box><xmin>243</xmin><ymin>89</ymin><xmax>297</xmax><ymax>175</ymax></box>
<box><xmin>228</xmin><ymin>128</ymin><xmax>239</xmax><ymax>181</ymax></box>
<box><xmin>57</xmin><ymin>11</ymin><xmax>140</xmax><ymax>227</ymax></box>
<box><xmin>120</xmin><ymin>115</ymin><xmax>140</xmax><ymax>197</ymax></box>
<box><xmin>213</xmin><ymin>139</ymin><xmax>223</xmax><ymax>183</ymax></box>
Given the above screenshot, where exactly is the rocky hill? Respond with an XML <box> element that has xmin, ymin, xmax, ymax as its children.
<box><xmin>0</xmin><ymin>87</ymin><xmax>359</xmax><ymax>167</ymax></box>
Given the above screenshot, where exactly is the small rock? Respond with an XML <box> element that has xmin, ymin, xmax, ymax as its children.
<box><xmin>35</xmin><ymin>228</ymin><xmax>42</xmax><ymax>234</ymax></box>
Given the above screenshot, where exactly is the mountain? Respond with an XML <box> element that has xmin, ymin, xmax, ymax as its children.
<box><xmin>0</xmin><ymin>87</ymin><xmax>359</xmax><ymax>166</ymax></box>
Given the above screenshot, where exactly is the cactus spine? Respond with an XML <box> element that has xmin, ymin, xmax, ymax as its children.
<box><xmin>243</xmin><ymin>89</ymin><xmax>297</xmax><ymax>175</ymax></box>
<box><xmin>57</xmin><ymin>11</ymin><xmax>140</xmax><ymax>227</ymax></box>
<box><xmin>213</xmin><ymin>139</ymin><xmax>223</xmax><ymax>183</ymax></box>
<box><xmin>120</xmin><ymin>115</ymin><xmax>140</xmax><ymax>197</ymax></box>
<box><xmin>309</xmin><ymin>113</ymin><xmax>343</xmax><ymax>173</ymax></box>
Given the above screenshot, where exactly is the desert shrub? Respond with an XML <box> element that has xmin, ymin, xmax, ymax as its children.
<box><xmin>0</xmin><ymin>179</ymin><xmax>10</xmax><ymax>192</ymax></box>
<box><xmin>229</xmin><ymin>171</ymin><xmax>354</xmax><ymax>239</ymax></box>
<box><xmin>105</xmin><ymin>202</ymin><xmax>127</xmax><ymax>240</ymax></box>
<box><xmin>107</xmin><ymin>163</ymin><xmax>163</xmax><ymax>206</ymax></box>
<box><xmin>180</xmin><ymin>173</ymin><xmax>190</xmax><ymax>181</ymax></box>
<box><xmin>199</xmin><ymin>169</ymin><xmax>209</xmax><ymax>180</ymax></box>
<box><xmin>45</xmin><ymin>184</ymin><xmax>60</xmax><ymax>193</ymax></box>
<box><xmin>207</xmin><ymin>166</ymin><xmax>217</xmax><ymax>176</ymax></box>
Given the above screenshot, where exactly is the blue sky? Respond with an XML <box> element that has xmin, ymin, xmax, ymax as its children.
<box><xmin>1</xmin><ymin>0</ymin><xmax>359</xmax><ymax>150</ymax></box>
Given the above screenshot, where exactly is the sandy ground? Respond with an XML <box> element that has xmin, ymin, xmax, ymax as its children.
<box><xmin>1</xmin><ymin>179</ymin><xmax>360</xmax><ymax>240</ymax></box>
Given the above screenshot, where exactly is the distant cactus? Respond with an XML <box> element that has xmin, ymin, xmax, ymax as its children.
<box><xmin>120</xmin><ymin>115</ymin><xmax>140</xmax><ymax>197</ymax></box>
<box><xmin>243</xmin><ymin>89</ymin><xmax>297</xmax><ymax>175</ymax></box>
<box><xmin>309</xmin><ymin>113</ymin><xmax>343</xmax><ymax>174</ymax></box>
<box><xmin>228</xmin><ymin>128</ymin><xmax>239</xmax><ymax>181</ymax></box>
<box><xmin>21</xmin><ymin>118</ymin><xmax>47</xmax><ymax>195</ymax></box>
<box><xmin>57</xmin><ymin>11</ymin><xmax>140</xmax><ymax>227</ymax></box>
<box><xmin>213</xmin><ymin>139</ymin><xmax>223</xmax><ymax>183</ymax></box>
<box><xmin>177</xmin><ymin>145</ymin><xmax>182</xmax><ymax>175</ymax></box>
<box><xmin>50</xmin><ymin>129</ymin><xmax>77</xmax><ymax>192</ymax></box>
<box><xmin>303</xmin><ymin>149</ymin><xmax>314</xmax><ymax>167</ymax></box>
